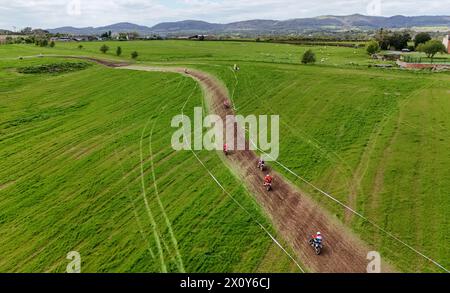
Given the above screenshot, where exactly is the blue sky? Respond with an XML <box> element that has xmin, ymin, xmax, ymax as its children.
<box><xmin>0</xmin><ymin>0</ymin><xmax>449</xmax><ymax>29</ymax></box>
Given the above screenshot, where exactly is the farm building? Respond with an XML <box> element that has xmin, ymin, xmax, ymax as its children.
<box><xmin>443</xmin><ymin>35</ymin><xmax>450</xmax><ymax>54</ymax></box>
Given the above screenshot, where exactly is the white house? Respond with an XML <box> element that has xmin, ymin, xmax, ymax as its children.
<box><xmin>443</xmin><ymin>35</ymin><xmax>450</xmax><ymax>54</ymax></box>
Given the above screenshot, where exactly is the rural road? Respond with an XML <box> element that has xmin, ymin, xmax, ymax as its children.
<box><xmin>55</xmin><ymin>56</ymin><xmax>392</xmax><ymax>273</ymax></box>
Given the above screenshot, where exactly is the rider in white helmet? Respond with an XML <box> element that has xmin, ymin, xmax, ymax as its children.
<box><xmin>312</xmin><ymin>232</ymin><xmax>323</xmax><ymax>244</ymax></box>
<box><xmin>257</xmin><ymin>157</ymin><xmax>265</xmax><ymax>169</ymax></box>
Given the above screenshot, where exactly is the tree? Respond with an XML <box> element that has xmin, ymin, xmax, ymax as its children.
<box><xmin>100</xmin><ymin>44</ymin><xmax>110</xmax><ymax>54</ymax></box>
<box><xmin>100</xmin><ymin>31</ymin><xmax>112</xmax><ymax>39</ymax></box>
<box><xmin>375</xmin><ymin>28</ymin><xmax>391</xmax><ymax>50</ymax></box>
<box><xmin>24</xmin><ymin>35</ymin><xmax>35</xmax><ymax>44</ymax></box>
<box><xmin>78</xmin><ymin>44</ymin><xmax>83</xmax><ymax>50</ymax></box>
<box><xmin>414</xmin><ymin>32</ymin><xmax>431</xmax><ymax>48</ymax></box>
<box><xmin>49</xmin><ymin>41</ymin><xmax>55</xmax><ymax>48</ymax></box>
<box><xmin>38</xmin><ymin>39</ymin><xmax>49</xmax><ymax>47</ymax></box>
<box><xmin>301</xmin><ymin>49</ymin><xmax>316</xmax><ymax>64</ymax></box>
<box><xmin>14</xmin><ymin>37</ymin><xmax>24</xmax><ymax>44</ymax></box>
<box><xmin>366</xmin><ymin>41</ymin><xmax>380</xmax><ymax>55</ymax></box>
<box><xmin>131</xmin><ymin>51</ymin><xmax>139</xmax><ymax>59</ymax></box>
<box><xmin>388</xmin><ymin>32</ymin><xmax>411</xmax><ymax>50</ymax></box>
<box><xmin>116</xmin><ymin>46</ymin><xmax>122</xmax><ymax>56</ymax></box>
<box><xmin>118</xmin><ymin>32</ymin><xmax>128</xmax><ymax>40</ymax></box>
<box><xmin>21</xmin><ymin>27</ymin><xmax>33</xmax><ymax>35</ymax></box>
<box><xmin>128</xmin><ymin>32</ymin><xmax>139</xmax><ymax>40</ymax></box>
<box><xmin>417</xmin><ymin>40</ymin><xmax>446</xmax><ymax>62</ymax></box>
<box><xmin>376</xmin><ymin>29</ymin><xmax>411</xmax><ymax>50</ymax></box>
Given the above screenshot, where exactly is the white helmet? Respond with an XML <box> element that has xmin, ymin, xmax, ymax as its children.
<box><xmin>317</xmin><ymin>232</ymin><xmax>321</xmax><ymax>236</ymax></box>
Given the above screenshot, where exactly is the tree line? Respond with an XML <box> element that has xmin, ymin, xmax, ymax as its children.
<box><xmin>99</xmin><ymin>44</ymin><xmax>139</xmax><ymax>59</ymax></box>
<box><xmin>2</xmin><ymin>35</ymin><xmax>55</xmax><ymax>47</ymax></box>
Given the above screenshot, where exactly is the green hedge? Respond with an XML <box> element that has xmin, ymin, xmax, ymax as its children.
<box><xmin>18</xmin><ymin>62</ymin><xmax>92</xmax><ymax>74</ymax></box>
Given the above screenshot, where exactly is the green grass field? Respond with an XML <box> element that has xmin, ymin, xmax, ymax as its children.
<box><xmin>0</xmin><ymin>54</ymin><xmax>299</xmax><ymax>272</ymax></box>
<box><xmin>1</xmin><ymin>40</ymin><xmax>376</xmax><ymax>66</ymax></box>
<box><xmin>1</xmin><ymin>40</ymin><xmax>450</xmax><ymax>272</ymax></box>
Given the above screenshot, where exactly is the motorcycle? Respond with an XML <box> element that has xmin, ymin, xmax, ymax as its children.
<box><xmin>257</xmin><ymin>161</ymin><xmax>266</xmax><ymax>172</ymax></box>
<box><xmin>309</xmin><ymin>238</ymin><xmax>323</xmax><ymax>255</ymax></box>
<box><xmin>264</xmin><ymin>182</ymin><xmax>272</xmax><ymax>192</ymax></box>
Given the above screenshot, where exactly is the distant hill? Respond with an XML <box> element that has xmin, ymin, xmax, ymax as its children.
<box><xmin>96</xmin><ymin>22</ymin><xmax>155</xmax><ymax>35</ymax></box>
<box><xmin>0</xmin><ymin>29</ymin><xmax>13</xmax><ymax>35</ymax></box>
<box><xmin>151</xmin><ymin>20</ymin><xmax>223</xmax><ymax>33</ymax></box>
<box><xmin>45</xmin><ymin>14</ymin><xmax>450</xmax><ymax>36</ymax></box>
<box><xmin>47</xmin><ymin>22</ymin><xmax>154</xmax><ymax>36</ymax></box>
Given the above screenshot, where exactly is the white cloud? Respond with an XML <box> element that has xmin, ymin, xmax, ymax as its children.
<box><xmin>0</xmin><ymin>0</ymin><xmax>449</xmax><ymax>29</ymax></box>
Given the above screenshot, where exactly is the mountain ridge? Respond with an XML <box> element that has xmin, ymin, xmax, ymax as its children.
<box><xmin>43</xmin><ymin>15</ymin><xmax>450</xmax><ymax>36</ymax></box>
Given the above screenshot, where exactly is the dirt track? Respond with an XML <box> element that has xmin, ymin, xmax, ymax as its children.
<box><xmin>177</xmin><ymin>68</ymin><xmax>381</xmax><ymax>273</ymax></box>
<box><xmin>78</xmin><ymin>58</ymin><xmax>392</xmax><ymax>273</ymax></box>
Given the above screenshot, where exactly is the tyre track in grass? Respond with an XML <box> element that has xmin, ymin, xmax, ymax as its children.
<box><xmin>139</xmin><ymin>119</ymin><xmax>167</xmax><ymax>272</ymax></box>
<box><xmin>148</xmin><ymin>104</ymin><xmax>186</xmax><ymax>272</ymax></box>
<box><xmin>346</xmin><ymin>82</ymin><xmax>436</xmax><ymax>224</ymax></box>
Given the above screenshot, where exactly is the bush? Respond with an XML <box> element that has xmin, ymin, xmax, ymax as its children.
<box><xmin>366</xmin><ymin>41</ymin><xmax>380</xmax><ymax>55</ymax></box>
<box><xmin>131</xmin><ymin>51</ymin><xmax>139</xmax><ymax>59</ymax></box>
<box><xmin>14</xmin><ymin>37</ymin><xmax>25</xmax><ymax>44</ymax></box>
<box><xmin>24</xmin><ymin>37</ymin><xmax>35</xmax><ymax>44</ymax></box>
<box><xmin>116</xmin><ymin>46</ymin><xmax>122</xmax><ymax>56</ymax></box>
<box><xmin>301</xmin><ymin>49</ymin><xmax>316</xmax><ymax>64</ymax></box>
<box><xmin>50</xmin><ymin>41</ymin><xmax>55</xmax><ymax>48</ymax></box>
<box><xmin>417</xmin><ymin>40</ymin><xmax>446</xmax><ymax>61</ymax></box>
<box><xmin>35</xmin><ymin>39</ymin><xmax>49</xmax><ymax>47</ymax></box>
<box><xmin>17</xmin><ymin>62</ymin><xmax>92</xmax><ymax>74</ymax></box>
<box><xmin>5</xmin><ymin>36</ymin><xmax>13</xmax><ymax>44</ymax></box>
<box><xmin>100</xmin><ymin>44</ymin><xmax>109</xmax><ymax>54</ymax></box>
